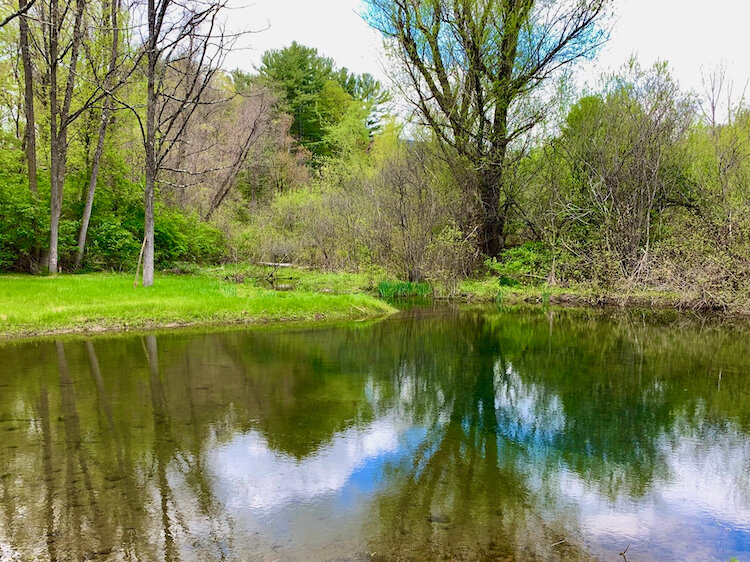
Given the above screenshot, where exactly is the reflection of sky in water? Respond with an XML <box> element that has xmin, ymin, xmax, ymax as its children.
<box><xmin>492</xmin><ymin>360</ymin><xmax>750</xmax><ymax>560</ymax></box>
<box><xmin>202</xmin><ymin>363</ymin><xmax>750</xmax><ymax>560</ymax></box>
<box><xmin>208</xmin><ymin>417</ymin><xmax>422</xmax><ymax>511</ymax></box>
<box><xmin>206</xmin><ymin>415</ymin><xmax>425</xmax><ymax>557</ymax></box>
<box><xmin>557</xmin><ymin>435</ymin><xmax>750</xmax><ymax>560</ymax></box>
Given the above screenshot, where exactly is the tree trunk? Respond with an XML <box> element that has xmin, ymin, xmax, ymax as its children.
<box><xmin>48</xmin><ymin>141</ymin><xmax>63</xmax><ymax>273</ymax></box>
<box><xmin>19</xmin><ymin>0</ymin><xmax>37</xmax><ymax>194</ymax></box>
<box><xmin>47</xmin><ymin>0</ymin><xmax>60</xmax><ymax>273</ymax></box>
<box><xmin>47</xmin><ymin>0</ymin><xmax>85</xmax><ymax>273</ymax></box>
<box><xmin>143</xmin><ymin>169</ymin><xmax>155</xmax><ymax>287</ymax></box>
<box><xmin>75</xmin><ymin>103</ymin><xmax>110</xmax><ymax>268</ymax></box>
<box><xmin>478</xmin><ymin>167</ymin><xmax>505</xmax><ymax>257</ymax></box>
<box><xmin>75</xmin><ymin>0</ymin><xmax>119</xmax><ymax>268</ymax></box>
<box><xmin>143</xmin><ymin>8</ymin><xmax>157</xmax><ymax>287</ymax></box>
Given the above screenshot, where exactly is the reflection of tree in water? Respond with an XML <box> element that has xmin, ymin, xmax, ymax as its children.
<box><xmin>366</xmin><ymin>314</ymin><xmax>587</xmax><ymax>560</ymax></box>
<box><xmin>483</xmin><ymin>311</ymin><xmax>750</xmax><ymax>499</ymax></box>
<box><xmin>361</xmin><ymin>310</ymin><xmax>750</xmax><ymax>558</ymax></box>
<box><xmin>0</xmin><ymin>337</ymin><xmax>240</xmax><ymax>560</ymax></box>
<box><xmin>0</xmin><ymin>309</ymin><xmax>749</xmax><ymax>560</ymax></box>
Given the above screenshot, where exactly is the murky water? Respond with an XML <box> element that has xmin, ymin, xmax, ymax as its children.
<box><xmin>1</xmin><ymin>307</ymin><xmax>750</xmax><ymax>561</ymax></box>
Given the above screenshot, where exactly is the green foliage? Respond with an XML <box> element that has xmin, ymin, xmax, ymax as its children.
<box><xmin>0</xmin><ymin>182</ymin><xmax>47</xmax><ymax>271</ymax></box>
<box><xmin>155</xmin><ymin>211</ymin><xmax>227</xmax><ymax>267</ymax></box>
<box><xmin>377</xmin><ymin>280</ymin><xmax>431</xmax><ymax>299</ymax></box>
<box><xmin>486</xmin><ymin>243</ymin><xmax>551</xmax><ymax>286</ymax></box>
<box><xmin>257</xmin><ymin>41</ymin><xmax>388</xmax><ymax>159</ymax></box>
<box><xmin>84</xmin><ymin>217</ymin><xmax>141</xmax><ymax>270</ymax></box>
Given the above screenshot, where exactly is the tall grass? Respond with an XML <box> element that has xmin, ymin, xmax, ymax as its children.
<box><xmin>377</xmin><ymin>280</ymin><xmax>431</xmax><ymax>299</ymax></box>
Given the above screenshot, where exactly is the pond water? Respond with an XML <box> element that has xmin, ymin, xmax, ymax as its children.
<box><xmin>1</xmin><ymin>307</ymin><xmax>750</xmax><ymax>561</ymax></box>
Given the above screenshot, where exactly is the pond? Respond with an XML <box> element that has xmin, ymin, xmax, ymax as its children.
<box><xmin>1</xmin><ymin>307</ymin><xmax>749</xmax><ymax>561</ymax></box>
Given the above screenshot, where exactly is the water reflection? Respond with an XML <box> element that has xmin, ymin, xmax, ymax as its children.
<box><xmin>1</xmin><ymin>309</ymin><xmax>749</xmax><ymax>560</ymax></box>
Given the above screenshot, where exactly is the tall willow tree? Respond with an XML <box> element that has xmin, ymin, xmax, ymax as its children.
<box><xmin>365</xmin><ymin>0</ymin><xmax>610</xmax><ymax>255</ymax></box>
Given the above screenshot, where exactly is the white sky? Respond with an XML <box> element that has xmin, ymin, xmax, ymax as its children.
<box><xmin>224</xmin><ymin>0</ymin><xmax>750</xmax><ymax>98</ymax></box>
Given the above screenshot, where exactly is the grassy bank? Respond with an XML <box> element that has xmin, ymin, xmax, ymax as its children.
<box><xmin>0</xmin><ymin>272</ymin><xmax>395</xmax><ymax>339</ymax></box>
<box><xmin>456</xmin><ymin>277</ymin><xmax>750</xmax><ymax>315</ymax></box>
<box><xmin>2</xmin><ymin>265</ymin><xmax>743</xmax><ymax>340</ymax></box>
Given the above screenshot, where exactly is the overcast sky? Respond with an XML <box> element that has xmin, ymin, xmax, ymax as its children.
<box><xmin>224</xmin><ymin>0</ymin><xmax>750</xmax><ymax>98</ymax></box>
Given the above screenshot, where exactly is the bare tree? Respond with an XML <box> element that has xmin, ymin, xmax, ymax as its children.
<box><xmin>45</xmin><ymin>0</ymin><xmax>87</xmax><ymax>273</ymax></box>
<box><xmin>365</xmin><ymin>0</ymin><xmax>610</xmax><ymax>255</ymax></box>
<box><xmin>127</xmin><ymin>0</ymin><xmax>232</xmax><ymax>286</ymax></box>
<box><xmin>75</xmin><ymin>0</ymin><xmax>122</xmax><ymax>268</ymax></box>
<box><xmin>699</xmin><ymin>67</ymin><xmax>750</xmax><ymax>245</ymax></box>
<box><xmin>18</xmin><ymin>0</ymin><xmax>37</xmax><ymax>193</ymax></box>
<box><xmin>203</xmin><ymin>90</ymin><xmax>275</xmax><ymax>220</ymax></box>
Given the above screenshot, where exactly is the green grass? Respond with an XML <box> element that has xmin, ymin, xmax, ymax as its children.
<box><xmin>377</xmin><ymin>280</ymin><xmax>431</xmax><ymax>299</ymax></box>
<box><xmin>459</xmin><ymin>277</ymin><xmax>685</xmax><ymax>308</ymax></box>
<box><xmin>0</xmin><ymin>272</ymin><xmax>395</xmax><ymax>338</ymax></box>
<box><xmin>199</xmin><ymin>263</ymin><xmax>379</xmax><ymax>293</ymax></box>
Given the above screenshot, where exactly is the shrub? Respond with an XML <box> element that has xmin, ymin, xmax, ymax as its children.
<box><xmin>85</xmin><ymin>218</ymin><xmax>141</xmax><ymax>270</ymax></box>
<box><xmin>154</xmin><ymin>211</ymin><xmax>227</xmax><ymax>266</ymax></box>
<box><xmin>0</xmin><ymin>182</ymin><xmax>47</xmax><ymax>272</ymax></box>
<box><xmin>423</xmin><ymin>223</ymin><xmax>476</xmax><ymax>296</ymax></box>
<box><xmin>486</xmin><ymin>242</ymin><xmax>551</xmax><ymax>286</ymax></box>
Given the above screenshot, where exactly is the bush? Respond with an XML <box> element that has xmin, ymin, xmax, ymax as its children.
<box><xmin>85</xmin><ymin>218</ymin><xmax>141</xmax><ymax>270</ymax></box>
<box><xmin>486</xmin><ymin>242</ymin><xmax>551</xmax><ymax>286</ymax></box>
<box><xmin>0</xmin><ymin>182</ymin><xmax>47</xmax><ymax>272</ymax></box>
<box><xmin>423</xmin><ymin>223</ymin><xmax>476</xmax><ymax>296</ymax></box>
<box><xmin>155</xmin><ymin>211</ymin><xmax>227</xmax><ymax>267</ymax></box>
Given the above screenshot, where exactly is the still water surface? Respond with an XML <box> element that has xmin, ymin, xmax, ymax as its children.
<box><xmin>1</xmin><ymin>308</ymin><xmax>750</xmax><ymax>561</ymax></box>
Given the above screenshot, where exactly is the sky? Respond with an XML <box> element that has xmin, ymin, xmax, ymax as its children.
<box><xmin>223</xmin><ymin>0</ymin><xmax>750</xmax><ymax>98</ymax></box>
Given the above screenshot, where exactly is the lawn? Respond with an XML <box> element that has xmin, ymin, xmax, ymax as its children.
<box><xmin>0</xmin><ymin>272</ymin><xmax>395</xmax><ymax>338</ymax></box>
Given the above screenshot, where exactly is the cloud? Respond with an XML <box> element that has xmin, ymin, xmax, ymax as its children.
<box><xmin>207</xmin><ymin>417</ymin><xmax>403</xmax><ymax>512</ymax></box>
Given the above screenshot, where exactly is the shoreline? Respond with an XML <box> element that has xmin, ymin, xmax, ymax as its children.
<box><xmin>0</xmin><ymin>312</ymin><xmax>395</xmax><ymax>344</ymax></box>
<box><xmin>457</xmin><ymin>279</ymin><xmax>750</xmax><ymax>317</ymax></box>
<box><xmin>2</xmin><ymin>270</ymin><xmax>749</xmax><ymax>343</ymax></box>
<box><xmin>0</xmin><ymin>272</ymin><xmax>395</xmax><ymax>343</ymax></box>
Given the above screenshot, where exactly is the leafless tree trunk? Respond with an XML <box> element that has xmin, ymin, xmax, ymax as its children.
<box><xmin>47</xmin><ymin>0</ymin><xmax>86</xmax><ymax>273</ymax></box>
<box><xmin>136</xmin><ymin>0</ymin><xmax>231</xmax><ymax>286</ymax></box>
<box><xmin>18</xmin><ymin>0</ymin><xmax>37</xmax><ymax>194</ymax></box>
<box><xmin>143</xmin><ymin>1</ymin><xmax>157</xmax><ymax>286</ymax></box>
<box><xmin>75</xmin><ymin>0</ymin><xmax>121</xmax><ymax>268</ymax></box>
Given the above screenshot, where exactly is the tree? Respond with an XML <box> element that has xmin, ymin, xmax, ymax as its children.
<box><xmin>541</xmin><ymin>62</ymin><xmax>694</xmax><ymax>280</ymax></box>
<box><xmin>132</xmin><ymin>0</ymin><xmax>231</xmax><ymax>286</ymax></box>
<box><xmin>258</xmin><ymin>41</ymin><xmax>389</xmax><ymax>159</ymax></box>
<box><xmin>696</xmin><ymin>67</ymin><xmax>750</xmax><ymax>244</ymax></box>
<box><xmin>18</xmin><ymin>0</ymin><xmax>36</xmax><ymax>194</ymax></box>
<box><xmin>365</xmin><ymin>0</ymin><xmax>610</xmax><ymax>255</ymax></box>
<box><xmin>75</xmin><ymin>0</ymin><xmax>122</xmax><ymax>268</ymax></box>
<box><xmin>44</xmin><ymin>0</ymin><xmax>87</xmax><ymax>273</ymax></box>
<box><xmin>202</xmin><ymin>88</ymin><xmax>276</xmax><ymax>220</ymax></box>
